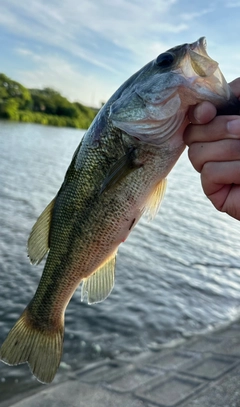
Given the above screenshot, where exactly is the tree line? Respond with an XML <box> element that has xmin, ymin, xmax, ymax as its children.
<box><xmin>0</xmin><ymin>73</ymin><xmax>99</xmax><ymax>129</ymax></box>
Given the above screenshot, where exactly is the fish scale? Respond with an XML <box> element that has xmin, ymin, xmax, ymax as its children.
<box><xmin>1</xmin><ymin>37</ymin><xmax>239</xmax><ymax>383</ymax></box>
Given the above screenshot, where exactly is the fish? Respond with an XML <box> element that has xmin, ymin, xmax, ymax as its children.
<box><xmin>0</xmin><ymin>37</ymin><xmax>239</xmax><ymax>384</ymax></box>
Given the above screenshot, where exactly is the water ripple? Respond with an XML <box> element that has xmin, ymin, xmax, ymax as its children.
<box><xmin>1</xmin><ymin>122</ymin><xmax>240</xmax><ymax>383</ymax></box>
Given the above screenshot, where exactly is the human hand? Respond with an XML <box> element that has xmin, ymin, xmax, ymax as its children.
<box><xmin>183</xmin><ymin>78</ymin><xmax>240</xmax><ymax>220</ymax></box>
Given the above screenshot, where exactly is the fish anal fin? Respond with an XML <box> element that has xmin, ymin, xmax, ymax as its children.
<box><xmin>144</xmin><ymin>178</ymin><xmax>167</xmax><ymax>220</ymax></box>
<box><xmin>0</xmin><ymin>307</ymin><xmax>64</xmax><ymax>384</ymax></box>
<box><xmin>81</xmin><ymin>254</ymin><xmax>116</xmax><ymax>304</ymax></box>
<box><xmin>28</xmin><ymin>198</ymin><xmax>55</xmax><ymax>265</ymax></box>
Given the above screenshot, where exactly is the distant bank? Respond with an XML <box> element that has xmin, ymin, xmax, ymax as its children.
<box><xmin>0</xmin><ymin>73</ymin><xmax>99</xmax><ymax>129</ymax></box>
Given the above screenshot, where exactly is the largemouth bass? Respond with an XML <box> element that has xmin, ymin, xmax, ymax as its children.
<box><xmin>1</xmin><ymin>37</ymin><xmax>239</xmax><ymax>384</ymax></box>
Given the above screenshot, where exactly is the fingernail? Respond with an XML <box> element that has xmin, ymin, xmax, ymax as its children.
<box><xmin>194</xmin><ymin>104</ymin><xmax>204</xmax><ymax>123</ymax></box>
<box><xmin>227</xmin><ymin>119</ymin><xmax>240</xmax><ymax>135</ymax></box>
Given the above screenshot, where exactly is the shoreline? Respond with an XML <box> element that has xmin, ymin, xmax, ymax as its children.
<box><xmin>0</xmin><ymin>116</ymin><xmax>90</xmax><ymax>130</ymax></box>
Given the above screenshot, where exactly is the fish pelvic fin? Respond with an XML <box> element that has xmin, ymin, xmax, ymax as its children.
<box><xmin>0</xmin><ymin>308</ymin><xmax>64</xmax><ymax>384</ymax></box>
<box><xmin>144</xmin><ymin>178</ymin><xmax>167</xmax><ymax>220</ymax></box>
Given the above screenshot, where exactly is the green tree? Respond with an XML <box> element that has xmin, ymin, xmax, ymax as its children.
<box><xmin>0</xmin><ymin>98</ymin><xmax>19</xmax><ymax>120</ymax></box>
<box><xmin>0</xmin><ymin>73</ymin><xmax>98</xmax><ymax>128</ymax></box>
<box><xmin>0</xmin><ymin>74</ymin><xmax>31</xmax><ymax>110</ymax></box>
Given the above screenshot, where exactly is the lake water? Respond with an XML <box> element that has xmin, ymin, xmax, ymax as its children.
<box><xmin>1</xmin><ymin>120</ymin><xmax>240</xmax><ymax>395</ymax></box>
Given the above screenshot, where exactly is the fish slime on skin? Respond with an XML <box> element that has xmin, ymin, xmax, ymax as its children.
<box><xmin>0</xmin><ymin>37</ymin><xmax>239</xmax><ymax>383</ymax></box>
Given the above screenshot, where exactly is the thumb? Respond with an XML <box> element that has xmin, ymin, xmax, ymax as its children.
<box><xmin>188</xmin><ymin>102</ymin><xmax>217</xmax><ymax>124</ymax></box>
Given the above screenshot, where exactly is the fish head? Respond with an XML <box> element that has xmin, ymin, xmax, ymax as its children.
<box><xmin>109</xmin><ymin>37</ymin><xmax>234</xmax><ymax>146</ymax></box>
<box><xmin>170</xmin><ymin>36</ymin><xmax>230</xmax><ymax>102</ymax></box>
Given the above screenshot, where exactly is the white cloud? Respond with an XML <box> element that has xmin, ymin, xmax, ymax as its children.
<box><xmin>15</xmin><ymin>51</ymin><xmax>116</xmax><ymax>107</ymax></box>
<box><xmin>0</xmin><ymin>0</ymin><xmax>187</xmax><ymax>72</ymax></box>
<box><xmin>225</xmin><ymin>1</ymin><xmax>240</xmax><ymax>7</ymax></box>
<box><xmin>1</xmin><ymin>0</ymin><xmax>238</xmax><ymax>105</ymax></box>
<box><xmin>180</xmin><ymin>7</ymin><xmax>214</xmax><ymax>21</ymax></box>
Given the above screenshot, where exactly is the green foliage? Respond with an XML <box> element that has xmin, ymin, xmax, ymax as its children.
<box><xmin>0</xmin><ymin>74</ymin><xmax>31</xmax><ymax>110</ymax></box>
<box><xmin>0</xmin><ymin>98</ymin><xmax>19</xmax><ymax>120</ymax></box>
<box><xmin>17</xmin><ymin>111</ymin><xmax>91</xmax><ymax>128</ymax></box>
<box><xmin>0</xmin><ymin>74</ymin><xmax>99</xmax><ymax>129</ymax></box>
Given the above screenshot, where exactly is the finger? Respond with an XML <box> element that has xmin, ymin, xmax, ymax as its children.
<box><xmin>187</xmin><ymin>101</ymin><xmax>217</xmax><ymax>124</ymax></box>
<box><xmin>219</xmin><ymin>184</ymin><xmax>240</xmax><ymax>220</ymax></box>
<box><xmin>184</xmin><ymin>115</ymin><xmax>240</xmax><ymax>146</ymax></box>
<box><xmin>201</xmin><ymin>161</ymin><xmax>240</xmax><ymax>219</ymax></box>
<box><xmin>187</xmin><ymin>78</ymin><xmax>240</xmax><ymax>126</ymax></box>
<box><xmin>188</xmin><ymin>139</ymin><xmax>240</xmax><ymax>172</ymax></box>
<box><xmin>229</xmin><ymin>77</ymin><xmax>240</xmax><ymax>97</ymax></box>
<box><xmin>201</xmin><ymin>160</ymin><xmax>240</xmax><ymax>197</ymax></box>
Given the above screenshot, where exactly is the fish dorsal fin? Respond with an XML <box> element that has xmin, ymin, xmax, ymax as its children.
<box><xmin>144</xmin><ymin>178</ymin><xmax>167</xmax><ymax>220</ymax></box>
<box><xmin>28</xmin><ymin>198</ymin><xmax>55</xmax><ymax>265</ymax></box>
<box><xmin>81</xmin><ymin>254</ymin><xmax>116</xmax><ymax>304</ymax></box>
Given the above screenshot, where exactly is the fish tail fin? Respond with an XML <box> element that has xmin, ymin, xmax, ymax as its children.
<box><xmin>0</xmin><ymin>308</ymin><xmax>64</xmax><ymax>383</ymax></box>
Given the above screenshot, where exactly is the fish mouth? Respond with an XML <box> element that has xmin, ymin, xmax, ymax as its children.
<box><xmin>178</xmin><ymin>37</ymin><xmax>231</xmax><ymax>101</ymax></box>
<box><xmin>189</xmin><ymin>37</ymin><xmax>208</xmax><ymax>56</ymax></box>
<box><xmin>188</xmin><ymin>37</ymin><xmax>218</xmax><ymax>77</ymax></box>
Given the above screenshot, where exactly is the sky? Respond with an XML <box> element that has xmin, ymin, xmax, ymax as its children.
<box><xmin>0</xmin><ymin>0</ymin><xmax>240</xmax><ymax>107</ymax></box>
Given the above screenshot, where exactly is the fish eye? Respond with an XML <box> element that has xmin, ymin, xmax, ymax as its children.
<box><xmin>156</xmin><ymin>52</ymin><xmax>175</xmax><ymax>67</ymax></box>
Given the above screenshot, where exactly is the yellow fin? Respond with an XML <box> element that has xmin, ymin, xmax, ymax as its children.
<box><xmin>0</xmin><ymin>308</ymin><xmax>64</xmax><ymax>383</ymax></box>
<box><xmin>81</xmin><ymin>254</ymin><xmax>116</xmax><ymax>304</ymax></box>
<box><xmin>144</xmin><ymin>178</ymin><xmax>167</xmax><ymax>220</ymax></box>
<box><xmin>28</xmin><ymin>198</ymin><xmax>55</xmax><ymax>265</ymax></box>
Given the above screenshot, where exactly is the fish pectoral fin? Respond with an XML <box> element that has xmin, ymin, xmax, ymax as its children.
<box><xmin>81</xmin><ymin>253</ymin><xmax>116</xmax><ymax>304</ymax></box>
<box><xmin>27</xmin><ymin>198</ymin><xmax>55</xmax><ymax>265</ymax></box>
<box><xmin>144</xmin><ymin>178</ymin><xmax>167</xmax><ymax>220</ymax></box>
<box><xmin>100</xmin><ymin>148</ymin><xmax>141</xmax><ymax>193</ymax></box>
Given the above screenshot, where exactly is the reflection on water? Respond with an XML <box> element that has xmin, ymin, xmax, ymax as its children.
<box><xmin>0</xmin><ymin>120</ymin><xmax>240</xmax><ymax>389</ymax></box>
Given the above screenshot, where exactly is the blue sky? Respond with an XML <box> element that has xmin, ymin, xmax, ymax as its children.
<box><xmin>0</xmin><ymin>0</ymin><xmax>240</xmax><ymax>107</ymax></box>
